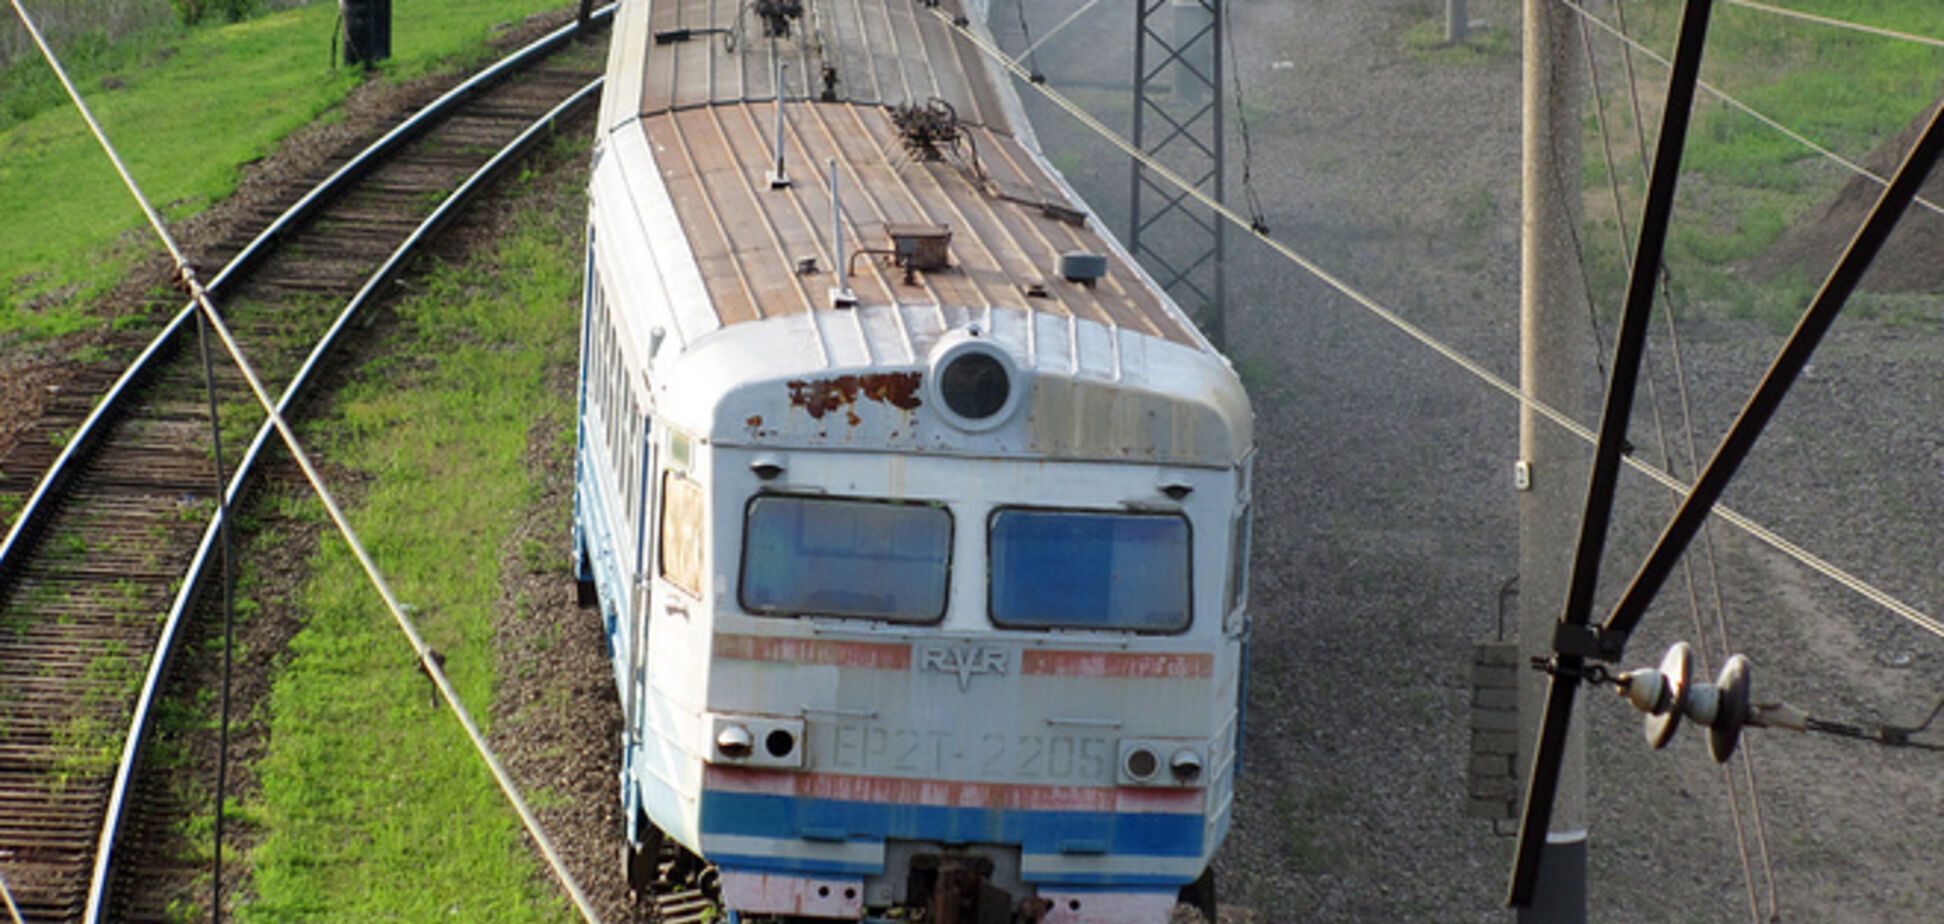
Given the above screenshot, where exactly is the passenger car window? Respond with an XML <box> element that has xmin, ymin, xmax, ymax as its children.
<box><xmin>989</xmin><ymin>509</ymin><xmax>1190</xmax><ymax>632</ymax></box>
<box><xmin>740</xmin><ymin>496</ymin><xmax>951</xmax><ymax>623</ymax></box>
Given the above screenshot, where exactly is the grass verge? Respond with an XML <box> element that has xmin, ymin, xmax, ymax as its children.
<box><xmin>1579</xmin><ymin>0</ymin><xmax>1944</xmax><ymax>323</ymax></box>
<box><xmin>237</xmin><ymin>142</ymin><xmax>583</xmax><ymax>921</ymax></box>
<box><xmin>0</xmin><ymin>0</ymin><xmax>567</xmax><ymax>341</ymax></box>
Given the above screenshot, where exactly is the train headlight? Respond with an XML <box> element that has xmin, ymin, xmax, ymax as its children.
<box><xmin>927</xmin><ymin>328</ymin><xmax>1025</xmax><ymax>432</ymax></box>
<box><xmin>717</xmin><ymin>724</ymin><xmax>755</xmax><ymax>759</ymax></box>
<box><xmin>1123</xmin><ymin>747</ymin><xmax>1160</xmax><ymax>781</ymax></box>
<box><xmin>708</xmin><ymin>714</ymin><xmax>805</xmax><ymax>768</ymax></box>
<box><xmin>1169</xmin><ymin>748</ymin><xmax>1204</xmax><ymax>783</ymax></box>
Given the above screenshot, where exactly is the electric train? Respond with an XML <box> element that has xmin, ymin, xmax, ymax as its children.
<box><xmin>572</xmin><ymin>1</ymin><xmax>1254</xmax><ymax>919</ymax></box>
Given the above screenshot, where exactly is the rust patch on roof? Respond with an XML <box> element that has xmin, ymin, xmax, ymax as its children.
<box><xmin>786</xmin><ymin>372</ymin><xmax>923</xmax><ymax>423</ymax></box>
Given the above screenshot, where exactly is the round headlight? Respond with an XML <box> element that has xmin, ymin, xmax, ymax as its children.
<box><xmin>939</xmin><ymin>351</ymin><xmax>1010</xmax><ymax>420</ymax></box>
<box><xmin>927</xmin><ymin>330</ymin><xmax>1025</xmax><ymax>432</ymax></box>
<box><xmin>1170</xmin><ymin>748</ymin><xmax>1204</xmax><ymax>782</ymax></box>
<box><xmin>716</xmin><ymin>725</ymin><xmax>754</xmax><ymax>759</ymax></box>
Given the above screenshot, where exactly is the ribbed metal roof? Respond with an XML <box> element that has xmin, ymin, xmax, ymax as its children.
<box><xmin>619</xmin><ymin>0</ymin><xmax>1201</xmax><ymax>349</ymax></box>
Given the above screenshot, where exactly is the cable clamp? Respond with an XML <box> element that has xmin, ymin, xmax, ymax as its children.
<box><xmin>1550</xmin><ymin>622</ymin><xmax>1628</xmax><ymax>662</ymax></box>
<box><xmin>1528</xmin><ymin>655</ymin><xmax>1618</xmax><ymax>688</ymax></box>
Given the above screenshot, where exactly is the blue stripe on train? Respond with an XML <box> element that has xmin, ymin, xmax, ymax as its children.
<box><xmin>707</xmin><ymin>852</ymin><xmax>1194</xmax><ymax>891</ymax></box>
<box><xmin>699</xmin><ymin>790</ymin><xmax>1205</xmax><ymax>859</ymax></box>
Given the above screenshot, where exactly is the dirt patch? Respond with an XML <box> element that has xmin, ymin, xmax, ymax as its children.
<box><xmin>1747</xmin><ymin>100</ymin><xmax>1944</xmax><ymax>292</ymax></box>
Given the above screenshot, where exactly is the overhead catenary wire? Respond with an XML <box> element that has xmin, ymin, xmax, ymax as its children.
<box><xmin>928</xmin><ymin>4</ymin><xmax>1944</xmax><ymax>649</ymax></box>
<box><xmin>1221</xmin><ymin>0</ymin><xmax>1269</xmax><ymax>234</ymax></box>
<box><xmin>1723</xmin><ymin>0</ymin><xmax>1944</xmax><ymax>51</ymax></box>
<box><xmin>3</xmin><ymin>1</ymin><xmax>600</xmax><ymax>920</ymax></box>
<box><xmin>1560</xmin><ymin>0</ymin><xmax>1944</xmax><ymax>220</ymax></box>
<box><xmin>1580</xmin><ymin>7</ymin><xmax>1772</xmax><ymax>919</ymax></box>
<box><xmin>194</xmin><ymin>304</ymin><xmax>237</xmax><ymax>924</ymax></box>
<box><xmin>1603</xmin><ymin>2</ymin><xmax>1783</xmax><ymax>915</ymax></box>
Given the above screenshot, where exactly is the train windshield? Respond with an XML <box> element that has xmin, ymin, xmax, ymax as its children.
<box><xmin>740</xmin><ymin>496</ymin><xmax>952</xmax><ymax>623</ymax></box>
<box><xmin>989</xmin><ymin>509</ymin><xmax>1191</xmax><ymax>632</ymax></box>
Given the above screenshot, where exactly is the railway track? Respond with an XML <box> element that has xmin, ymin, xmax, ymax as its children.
<box><xmin>0</xmin><ymin>12</ymin><xmax>609</xmax><ymax>920</ymax></box>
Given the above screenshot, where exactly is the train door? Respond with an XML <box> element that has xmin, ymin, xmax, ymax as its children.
<box><xmin>628</xmin><ymin>421</ymin><xmax>655</xmax><ymax>730</ymax></box>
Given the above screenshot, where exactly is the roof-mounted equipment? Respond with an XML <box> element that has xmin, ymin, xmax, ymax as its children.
<box><xmin>890</xmin><ymin>99</ymin><xmax>963</xmax><ymax>161</ymax></box>
<box><xmin>754</xmin><ymin>0</ymin><xmax>804</xmax><ymax>38</ymax></box>
<box><xmin>1058</xmin><ymin>251</ymin><xmax>1107</xmax><ymax>288</ymax></box>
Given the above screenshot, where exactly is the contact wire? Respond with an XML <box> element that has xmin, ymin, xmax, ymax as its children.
<box><xmin>1561</xmin><ymin>0</ymin><xmax>1944</xmax><ymax>219</ymax></box>
<box><xmin>1582</xmin><ymin>9</ymin><xmax>1763</xmax><ymax>920</ymax></box>
<box><xmin>1723</xmin><ymin>0</ymin><xmax>1944</xmax><ymax>50</ymax></box>
<box><xmin>5</xmin><ymin>1</ymin><xmax>600</xmax><ymax>920</ymax></box>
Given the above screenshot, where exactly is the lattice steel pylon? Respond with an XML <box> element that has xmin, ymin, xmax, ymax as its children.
<box><xmin>1130</xmin><ymin>0</ymin><xmax>1226</xmax><ymax>348</ymax></box>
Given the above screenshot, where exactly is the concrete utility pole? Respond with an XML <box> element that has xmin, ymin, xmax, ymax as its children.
<box><xmin>1448</xmin><ymin>0</ymin><xmax>1470</xmax><ymax>44</ymax></box>
<box><xmin>1518</xmin><ymin>0</ymin><xmax>1588</xmax><ymax>920</ymax></box>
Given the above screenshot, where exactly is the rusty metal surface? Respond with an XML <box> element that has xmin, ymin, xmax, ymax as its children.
<box><xmin>0</xmin><ymin>54</ymin><xmax>604</xmax><ymax>924</ymax></box>
<box><xmin>643</xmin><ymin>100</ymin><xmax>1197</xmax><ymax>346</ymax></box>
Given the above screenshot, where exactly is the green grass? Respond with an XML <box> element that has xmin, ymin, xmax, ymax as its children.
<box><xmin>239</xmin><ymin>145</ymin><xmax>582</xmax><ymax>921</ymax></box>
<box><xmin>1582</xmin><ymin>0</ymin><xmax>1944</xmax><ymax>322</ymax></box>
<box><xmin>0</xmin><ymin>0</ymin><xmax>568</xmax><ymax>342</ymax></box>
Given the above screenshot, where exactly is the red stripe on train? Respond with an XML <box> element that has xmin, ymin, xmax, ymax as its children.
<box><xmin>705</xmin><ymin>765</ymin><xmax>1204</xmax><ymax>813</ymax></box>
<box><xmin>714</xmin><ymin>634</ymin><xmax>912</xmax><ymax>670</ymax></box>
<box><xmin>714</xmin><ymin>635</ymin><xmax>1212</xmax><ymax>679</ymax></box>
<box><xmin>1021</xmin><ymin>650</ymin><xmax>1213</xmax><ymax>679</ymax></box>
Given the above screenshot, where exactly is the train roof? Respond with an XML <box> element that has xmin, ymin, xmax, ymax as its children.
<box><xmin>592</xmin><ymin>0</ymin><xmax>1251</xmax><ymax>467</ymax></box>
<box><xmin>602</xmin><ymin>0</ymin><xmax>1201</xmax><ymax>348</ymax></box>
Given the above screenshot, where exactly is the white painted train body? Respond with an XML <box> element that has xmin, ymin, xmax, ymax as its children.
<box><xmin>573</xmin><ymin>1</ymin><xmax>1254</xmax><ymax>920</ymax></box>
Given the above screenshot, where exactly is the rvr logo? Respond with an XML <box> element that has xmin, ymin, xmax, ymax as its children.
<box><xmin>919</xmin><ymin>644</ymin><xmax>1010</xmax><ymax>691</ymax></box>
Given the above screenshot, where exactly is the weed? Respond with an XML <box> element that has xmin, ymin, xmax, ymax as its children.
<box><xmin>243</xmin><ymin>149</ymin><xmax>583</xmax><ymax>920</ymax></box>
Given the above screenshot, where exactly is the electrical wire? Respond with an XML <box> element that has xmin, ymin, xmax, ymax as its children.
<box><xmin>1221</xmin><ymin>0</ymin><xmax>1269</xmax><ymax>234</ymax></box>
<box><xmin>928</xmin><ymin>2</ymin><xmax>1944</xmax><ymax>648</ymax></box>
<box><xmin>1723</xmin><ymin>0</ymin><xmax>1944</xmax><ymax>51</ymax></box>
<box><xmin>0</xmin><ymin>868</ymin><xmax>22</xmax><ymax>924</ymax></box>
<box><xmin>1559</xmin><ymin>0</ymin><xmax>1944</xmax><ymax>220</ymax></box>
<box><xmin>1580</xmin><ymin>11</ymin><xmax>1763</xmax><ymax>920</ymax></box>
<box><xmin>1012</xmin><ymin>0</ymin><xmax>1043</xmax><ymax>81</ymax></box>
<box><xmin>194</xmin><ymin>305</ymin><xmax>236</xmax><ymax>924</ymax></box>
<box><xmin>3</xmin><ymin>2</ymin><xmax>601</xmax><ymax>920</ymax></box>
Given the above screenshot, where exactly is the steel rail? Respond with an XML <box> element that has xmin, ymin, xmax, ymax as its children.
<box><xmin>80</xmin><ymin>69</ymin><xmax>611</xmax><ymax>924</ymax></box>
<box><xmin>0</xmin><ymin>4</ymin><xmax>614</xmax><ymax>589</ymax></box>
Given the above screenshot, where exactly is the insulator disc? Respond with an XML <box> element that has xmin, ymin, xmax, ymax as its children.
<box><xmin>1644</xmin><ymin>641</ymin><xmax>1693</xmax><ymax>750</ymax></box>
<box><xmin>1709</xmin><ymin>654</ymin><xmax>1752</xmax><ymax>763</ymax></box>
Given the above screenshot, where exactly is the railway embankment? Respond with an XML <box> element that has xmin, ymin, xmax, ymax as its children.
<box><xmin>0</xmin><ymin>0</ymin><xmax>579</xmax><ymax>470</ymax></box>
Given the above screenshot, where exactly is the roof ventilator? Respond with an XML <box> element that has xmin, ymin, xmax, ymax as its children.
<box><xmin>827</xmin><ymin>157</ymin><xmax>857</xmax><ymax>309</ymax></box>
<box><xmin>851</xmin><ymin>224</ymin><xmax>953</xmax><ymax>286</ymax></box>
<box><xmin>1058</xmin><ymin>251</ymin><xmax>1107</xmax><ymax>288</ymax></box>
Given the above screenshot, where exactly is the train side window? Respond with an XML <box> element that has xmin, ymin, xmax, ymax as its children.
<box><xmin>1226</xmin><ymin>505</ymin><xmax>1252</xmax><ymax>616</ymax></box>
<box><xmin>989</xmin><ymin>508</ymin><xmax>1191</xmax><ymax>633</ymax></box>
<box><xmin>659</xmin><ymin>470</ymin><xmax>705</xmax><ymax>598</ymax></box>
<box><xmin>739</xmin><ymin>496</ymin><xmax>951</xmax><ymax>624</ymax></box>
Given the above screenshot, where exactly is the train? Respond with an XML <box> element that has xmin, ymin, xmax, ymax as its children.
<box><xmin>570</xmin><ymin>0</ymin><xmax>1254</xmax><ymax>920</ymax></box>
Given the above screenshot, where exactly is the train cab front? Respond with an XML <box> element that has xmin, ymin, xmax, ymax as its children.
<box><xmin>645</xmin><ymin>321</ymin><xmax>1253</xmax><ymax>922</ymax></box>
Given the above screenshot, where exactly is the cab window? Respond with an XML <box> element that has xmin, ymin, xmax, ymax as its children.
<box><xmin>989</xmin><ymin>508</ymin><xmax>1190</xmax><ymax>632</ymax></box>
<box><xmin>739</xmin><ymin>496</ymin><xmax>951</xmax><ymax>623</ymax></box>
